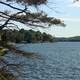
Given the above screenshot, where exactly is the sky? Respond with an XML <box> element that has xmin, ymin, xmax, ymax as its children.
<box><xmin>43</xmin><ymin>0</ymin><xmax>80</xmax><ymax>37</ymax></box>
<box><xmin>0</xmin><ymin>0</ymin><xmax>80</xmax><ymax>37</ymax></box>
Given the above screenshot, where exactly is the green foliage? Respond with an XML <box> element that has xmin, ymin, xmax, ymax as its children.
<box><xmin>6</xmin><ymin>0</ymin><xmax>47</xmax><ymax>5</ymax></box>
<box><xmin>55</xmin><ymin>36</ymin><xmax>80</xmax><ymax>42</ymax></box>
<box><xmin>0</xmin><ymin>0</ymin><xmax>65</xmax><ymax>30</ymax></box>
<box><xmin>67</xmin><ymin>36</ymin><xmax>80</xmax><ymax>41</ymax></box>
<box><xmin>0</xmin><ymin>47</ymin><xmax>7</xmax><ymax>56</ymax></box>
<box><xmin>0</xmin><ymin>70</ymin><xmax>16</xmax><ymax>80</ymax></box>
<box><xmin>15</xmin><ymin>13</ymin><xmax>65</xmax><ymax>27</ymax></box>
<box><xmin>42</xmin><ymin>32</ymin><xmax>54</xmax><ymax>42</ymax></box>
<box><xmin>1</xmin><ymin>29</ymin><xmax>55</xmax><ymax>43</ymax></box>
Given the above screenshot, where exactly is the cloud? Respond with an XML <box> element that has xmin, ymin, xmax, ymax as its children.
<box><xmin>69</xmin><ymin>1</ymin><xmax>80</xmax><ymax>7</ymax></box>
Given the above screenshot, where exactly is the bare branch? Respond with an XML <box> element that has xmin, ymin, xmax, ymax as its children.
<box><xmin>0</xmin><ymin>1</ymin><xmax>29</xmax><ymax>13</ymax></box>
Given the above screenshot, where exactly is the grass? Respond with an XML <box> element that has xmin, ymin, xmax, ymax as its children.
<box><xmin>0</xmin><ymin>47</ymin><xmax>8</xmax><ymax>56</ymax></box>
<box><xmin>0</xmin><ymin>70</ymin><xmax>16</xmax><ymax>80</ymax></box>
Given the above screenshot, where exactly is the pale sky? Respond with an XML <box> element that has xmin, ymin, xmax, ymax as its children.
<box><xmin>40</xmin><ymin>0</ymin><xmax>80</xmax><ymax>37</ymax></box>
<box><xmin>1</xmin><ymin>0</ymin><xmax>80</xmax><ymax>37</ymax></box>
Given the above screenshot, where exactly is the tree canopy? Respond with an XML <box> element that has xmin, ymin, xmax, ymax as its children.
<box><xmin>1</xmin><ymin>29</ymin><xmax>55</xmax><ymax>43</ymax></box>
<box><xmin>0</xmin><ymin>0</ymin><xmax>65</xmax><ymax>31</ymax></box>
<box><xmin>6</xmin><ymin>0</ymin><xmax>47</xmax><ymax>5</ymax></box>
<box><xmin>73</xmin><ymin>0</ymin><xmax>79</xmax><ymax>3</ymax></box>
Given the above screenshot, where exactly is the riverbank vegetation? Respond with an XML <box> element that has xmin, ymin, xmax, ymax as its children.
<box><xmin>0</xmin><ymin>0</ymin><xmax>66</xmax><ymax>79</ymax></box>
<box><xmin>1</xmin><ymin>29</ymin><xmax>55</xmax><ymax>43</ymax></box>
<box><xmin>55</xmin><ymin>36</ymin><xmax>80</xmax><ymax>42</ymax></box>
<box><xmin>2</xmin><ymin>28</ymin><xmax>80</xmax><ymax>44</ymax></box>
<box><xmin>0</xmin><ymin>70</ymin><xmax>16</xmax><ymax>80</ymax></box>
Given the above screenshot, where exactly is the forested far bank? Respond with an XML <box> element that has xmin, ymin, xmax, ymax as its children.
<box><xmin>55</xmin><ymin>36</ymin><xmax>80</xmax><ymax>42</ymax></box>
<box><xmin>1</xmin><ymin>29</ymin><xmax>55</xmax><ymax>43</ymax></box>
<box><xmin>1</xmin><ymin>28</ymin><xmax>80</xmax><ymax>44</ymax></box>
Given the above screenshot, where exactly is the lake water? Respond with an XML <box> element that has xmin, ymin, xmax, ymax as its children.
<box><xmin>2</xmin><ymin>42</ymin><xmax>80</xmax><ymax>80</ymax></box>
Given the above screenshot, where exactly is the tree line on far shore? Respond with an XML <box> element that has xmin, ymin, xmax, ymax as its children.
<box><xmin>1</xmin><ymin>29</ymin><xmax>55</xmax><ymax>43</ymax></box>
<box><xmin>1</xmin><ymin>28</ymin><xmax>80</xmax><ymax>44</ymax></box>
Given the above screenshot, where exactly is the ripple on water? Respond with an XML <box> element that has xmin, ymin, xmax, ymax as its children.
<box><xmin>1</xmin><ymin>42</ymin><xmax>80</xmax><ymax>80</ymax></box>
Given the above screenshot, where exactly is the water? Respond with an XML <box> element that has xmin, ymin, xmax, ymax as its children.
<box><xmin>2</xmin><ymin>42</ymin><xmax>80</xmax><ymax>80</ymax></box>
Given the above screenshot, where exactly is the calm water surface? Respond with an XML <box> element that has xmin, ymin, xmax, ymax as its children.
<box><xmin>3</xmin><ymin>42</ymin><xmax>80</xmax><ymax>80</ymax></box>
